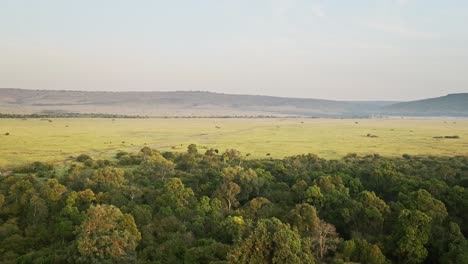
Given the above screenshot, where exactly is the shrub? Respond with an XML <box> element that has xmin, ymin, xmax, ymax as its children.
<box><xmin>118</xmin><ymin>155</ymin><xmax>133</xmax><ymax>166</ymax></box>
<box><xmin>115</xmin><ymin>151</ymin><xmax>129</xmax><ymax>159</ymax></box>
<box><xmin>76</xmin><ymin>154</ymin><xmax>92</xmax><ymax>162</ymax></box>
<box><xmin>15</xmin><ymin>161</ymin><xmax>54</xmax><ymax>174</ymax></box>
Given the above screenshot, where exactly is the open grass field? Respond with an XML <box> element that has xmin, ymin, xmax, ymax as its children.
<box><xmin>1</xmin><ymin>118</ymin><xmax>467</xmax><ymax>167</ymax></box>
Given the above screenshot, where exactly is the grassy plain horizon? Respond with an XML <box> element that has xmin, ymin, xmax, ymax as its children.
<box><xmin>1</xmin><ymin>117</ymin><xmax>467</xmax><ymax>167</ymax></box>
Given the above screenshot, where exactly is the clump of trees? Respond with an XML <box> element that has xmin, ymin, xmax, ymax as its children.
<box><xmin>0</xmin><ymin>145</ymin><xmax>467</xmax><ymax>263</ymax></box>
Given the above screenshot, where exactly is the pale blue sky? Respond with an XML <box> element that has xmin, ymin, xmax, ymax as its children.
<box><xmin>1</xmin><ymin>0</ymin><xmax>467</xmax><ymax>100</ymax></box>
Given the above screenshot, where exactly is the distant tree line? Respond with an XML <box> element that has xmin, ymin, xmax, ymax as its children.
<box><xmin>0</xmin><ymin>146</ymin><xmax>467</xmax><ymax>263</ymax></box>
<box><xmin>0</xmin><ymin>113</ymin><xmax>149</xmax><ymax>119</ymax></box>
<box><xmin>0</xmin><ymin>112</ymin><xmax>322</xmax><ymax>119</ymax></box>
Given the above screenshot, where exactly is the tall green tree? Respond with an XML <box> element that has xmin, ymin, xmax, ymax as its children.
<box><xmin>227</xmin><ymin>218</ymin><xmax>314</xmax><ymax>264</ymax></box>
<box><xmin>392</xmin><ymin>209</ymin><xmax>432</xmax><ymax>264</ymax></box>
<box><xmin>77</xmin><ymin>204</ymin><xmax>141</xmax><ymax>262</ymax></box>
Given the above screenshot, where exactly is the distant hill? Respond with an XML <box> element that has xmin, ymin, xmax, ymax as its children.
<box><xmin>0</xmin><ymin>88</ymin><xmax>466</xmax><ymax>117</ymax></box>
<box><xmin>0</xmin><ymin>88</ymin><xmax>395</xmax><ymax>117</ymax></box>
<box><xmin>382</xmin><ymin>93</ymin><xmax>468</xmax><ymax>117</ymax></box>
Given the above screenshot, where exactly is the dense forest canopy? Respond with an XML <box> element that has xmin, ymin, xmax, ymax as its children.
<box><xmin>0</xmin><ymin>146</ymin><xmax>467</xmax><ymax>263</ymax></box>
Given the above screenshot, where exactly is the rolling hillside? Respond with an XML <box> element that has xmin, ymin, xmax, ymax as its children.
<box><xmin>0</xmin><ymin>88</ymin><xmax>394</xmax><ymax>117</ymax></box>
<box><xmin>383</xmin><ymin>93</ymin><xmax>468</xmax><ymax>117</ymax></box>
<box><xmin>0</xmin><ymin>88</ymin><xmax>466</xmax><ymax>117</ymax></box>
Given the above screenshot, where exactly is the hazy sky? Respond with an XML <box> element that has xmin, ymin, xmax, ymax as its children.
<box><xmin>1</xmin><ymin>0</ymin><xmax>467</xmax><ymax>100</ymax></box>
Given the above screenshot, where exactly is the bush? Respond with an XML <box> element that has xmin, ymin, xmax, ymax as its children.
<box><xmin>15</xmin><ymin>161</ymin><xmax>54</xmax><ymax>174</ymax></box>
<box><xmin>116</xmin><ymin>151</ymin><xmax>129</xmax><ymax>159</ymax></box>
<box><xmin>96</xmin><ymin>159</ymin><xmax>112</xmax><ymax>167</ymax></box>
<box><xmin>84</xmin><ymin>159</ymin><xmax>96</xmax><ymax>167</ymax></box>
<box><xmin>76</xmin><ymin>154</ymin><xmax>92</xmax><ymax>162</ymax></box>
<box><xmin>118</xmin><ymin>155</ymin><xmax>133</xmax><ymax>166</ymax></box>
<box><xmin>162</xmin><ymin>151</ymin><xmax>176</xmax><ymax>161</ymax></box>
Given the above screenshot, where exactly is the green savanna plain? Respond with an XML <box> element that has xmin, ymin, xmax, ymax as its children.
<box><xmin>1</xmin><ymin>118</ymin><xmax>467</xmax><ymax>167</ymax></box>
